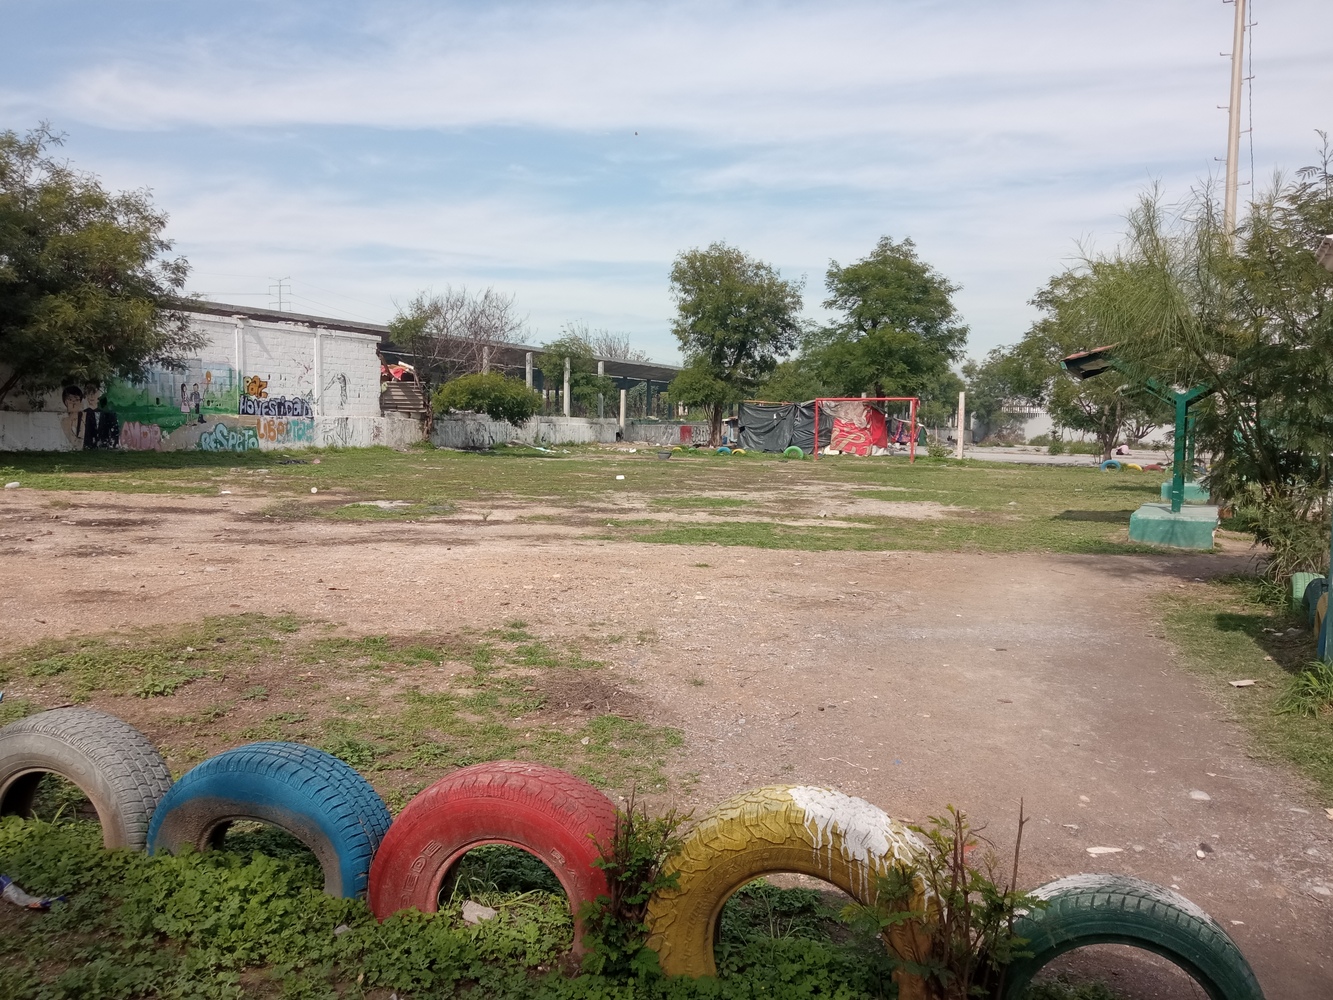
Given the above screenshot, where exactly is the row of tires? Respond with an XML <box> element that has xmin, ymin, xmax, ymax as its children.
<box><xmin>0</xmin><ymin>708</ymin><xmax>1263</xmax><ymax>999</ymax></box>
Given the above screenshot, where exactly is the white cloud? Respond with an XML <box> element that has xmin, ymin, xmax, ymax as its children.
<box><xmin>3</xmin><ymin>0</ymin><xmax>1330</xmax><ymax>359</ymax></box>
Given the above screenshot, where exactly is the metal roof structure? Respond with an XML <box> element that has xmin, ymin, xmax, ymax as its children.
<box><xmin>186</xmin><ymin>300</ymin><xmax>682</xmax><ymax>388</ymax></box>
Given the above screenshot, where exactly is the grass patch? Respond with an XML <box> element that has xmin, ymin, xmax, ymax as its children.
<box><xmin>0</xmin><ymin>614</ymin><xmax>300</xmax><ymax>699</ymax></box>
<box><xmin>0</xmin><ymin>446</ymin><xmax>1184</xmax><ymax>554</ymax></box>
<box><xmin>1162</xmin><ymin>577</ymin><xmax>1333</xmax><ymax>799</ymax></box>
<box><xmin>650</xmin><ymin>496</ymin><xmax>747</xmax><ymax>509</ymax></box>
<box><xmin>1</xmin><ymin>615</ymin><xmax>682</xmax><ymax>795</ymax></box>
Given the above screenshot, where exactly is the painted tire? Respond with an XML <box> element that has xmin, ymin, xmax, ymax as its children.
<box><xmin>1125</xmin><ymin>462</ymin><xmax>1143</xmax><ymax>472</ymax></box>
<box><xmin>731</xmin><ymin>448</ymin><xmax>746</xmax><ymax>456</ymax></box>
<box><xmin>644</xmin><ymin>785</ymin><xmax>928</xmax><ymax>995</ymax></box>
<box><xmin>1002</xmin><ymin>875</ymin><xmax>1264</xmax><ymax>1000</ymax></box>
<box><xmin>367</xmin><ymin>761</ymin><xmax>617</xmax><ymax>957</ymax></box>
<box><xmin>147</xmin><ymin>741</ymin><xmax>390</xmax><ymax>897</ymax></box>
<box><xmin>783</xmin><ymin>446</ymin><xmax>805</xmax><ymax>459</ymax></box>
<box><xmin>716</xmin><ymin>447</ymin><xmax>732</xmax><ymax>455</ymax></box>
<box><xmin>0</xmin><ymin>708</ymin><xmax>173</xmax><ymax>850</ymax></box>
<box><xmin>1098</xmin><ymin>459</ymin><xmax>1122</xmax><ymax>471</ymax></box>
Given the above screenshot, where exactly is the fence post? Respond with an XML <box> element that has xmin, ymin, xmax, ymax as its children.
<box><xmin>525</xmin><ymin>352</ymin><xmax>533</xmax><ymax>389</ymax></box>
<box><xmin>563</xmin><ymin>358</ymin><xmax>571</xmax><ymax>417</ymax></box>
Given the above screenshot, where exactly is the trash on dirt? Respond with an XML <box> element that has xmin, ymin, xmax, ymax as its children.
<box><xmin>1228</xmin><ymin>679</ymin><xmax>1257</xmax><ymax>687</ymax></box>
<box><xmin>278</xmin><ymin>459</ymin><xmax>307</xmax><ymax>465</ymax></box>
<box><xmin>461</xmin><ymin>901</ymin><xmax>498</xmax><ymax>925</ymax></box>
<box><xmin>1263</xmin><ymin>655</ymin><xmax>1273</xmax><ymax>661</ymax></box>
<box><xmin>1061</xmin><ymin>823</ymin><xmax>1079</xmax><ymax>830</ymax></box>
<box><xmin>1198</xmin><ymin>842</ymin><xmax>1214</xmax><ymax>854</ymax></box>
<box><xmin>310</xmin><ymin>487</ymin><xmax>319</xmax><ymax>494</ymax></box>
<box><xmin>1189</xmin><ymin>789</ymin><xmax>1212</xmax><ymax>801</ymax></box>
<box><xmin>346</xmin><ymin>500</ymin><xmax>412</xmax><ymax>509</ymax></box>
<box><xmin>219</xmin><ymin>490</ymin><xmax>232</xmax><ymax>495</ymax></box>
<box><xmin>1085</xmin><ymin>846</ymin><xmax>1123</xmax><ymax>856</ymax></box>
<box><xmin>1325</xmin><ymin>807</ymin><xmax>1333</xmax><ymax>822</ymax></box>
<box><xmin>615</xmin><ymin>475</ymin><xmax>625</xmax><ymax>480</ymax></box>
<box><xmin>333</xmin><ymin>923</ymin><xmax>351</xmax><ymax>936</ymax></box>
<box><xmin>2</xmin><ymin>481</ymin><xmax>21</xmax><ymax>489</ymax></box>
<box><xmin>1</xmin><ymin>875</ymin><xmax>62</xmax><ymax>910</ymax></box>
<box><xmin>311</xmin><ymin>458</ymin><xmax>321</xmax><ymax>464</ymax></box>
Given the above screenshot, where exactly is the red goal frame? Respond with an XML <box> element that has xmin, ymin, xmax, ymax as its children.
<box><xmin>812</xmin><ymin>397</ymin><xmax>920</xmax><ymax>463</ymax></box>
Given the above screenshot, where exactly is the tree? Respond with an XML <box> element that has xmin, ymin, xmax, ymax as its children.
<box><xmin>432</xmin><ymin>372</ymin><xmax>541</xmax><ymax>426</ymax></box>
<box><xmin>811</xmin><ymin>236</ymin><xmax>969</xmax><ymax>399</ymax></box>
<box><xmin>538</xmin><ymin>327</ymin><xmax>616</xmax><ymax>415</ymax></box>
<box><xmin>388</xmin><ymin>286</ymin><xmax>525</xmax><ymax>428</ymax></box>
<box><xmin>1082</xmin><ymin>155</ymin><xmax>1333</xmax><ymax>575</ymax></box>
<box><xmin>0</xmin><ymin>124</ymin><xmax>199</xmax><ymax>406</ymax></box>
<box><xmin>667</xmin><ymin>242</ymin><xmax>804</xmax><ymax>445</ymax></box>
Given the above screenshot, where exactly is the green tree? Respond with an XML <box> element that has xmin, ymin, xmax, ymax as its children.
<box><xmin>0</xmin><ymin>125</ymin><xmax>199</xmax><ymax>406</ymax></box>
<box><xmin>432</xmin><ymin>372</ymin><xmax>541</xmax><ymax>426</ymax></box>
<box><xmin>1083</xmin><ymin>155</ymin><xmax>1333</xmax><ymax>574</ymax></box>
<box><xmin>538</xmin><ymin>328</ymin><xmax>616</xmax><ymax>416</ymax></box>
<box><xmin>668</xmin><ymin>242</ymin><xmax>804</xmax><ymax>444</ymax></box>
<box><xmin>811</xmin><ymin>236</ymin><xmax>968</xmax><ymax>399</ymax></box>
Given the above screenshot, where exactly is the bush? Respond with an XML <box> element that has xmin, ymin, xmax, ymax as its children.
<box><xmin>1046</xmin><ymin>440</ymin><xmax>1066</xmax><ymax>456</ymax></box>
<box><xmin>1065</xmin><ymin>440</ymin><xmax>1101</xmax><ymax>455</ymax></box>
<box><xmin>927</xmin><ymin>441</ymin><xmax>951</xmax><ymax>459</ymax></box>
<box><xmin>434</xmin><ymin>373</ymin><xmax>542</xmax><ymax>426</ymax></box>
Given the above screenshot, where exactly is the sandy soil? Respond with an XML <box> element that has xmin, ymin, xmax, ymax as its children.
<box><xmin>1</xmin><ymin>489</ymin><xmax>1330</xmax><ymax>997</ymax></box>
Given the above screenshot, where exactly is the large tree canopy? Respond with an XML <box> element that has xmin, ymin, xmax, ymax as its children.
<box><xmin>0</xmin><ymin>125</ymin><xmax>197</xmax><ymax>406</ymax></box>
<box><xmin>811</xmin><ymin>236</ymin><xmax>968</xmax><ymax>399</ymax></box>
<box><xmin>668</xmin><ymin>242</ymin><xmax>803</xmax><ymax>444</ymax></box>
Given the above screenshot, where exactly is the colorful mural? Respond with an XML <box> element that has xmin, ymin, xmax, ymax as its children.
<box><xmin>57</xmin><ymin>364</ymin><xmax>316</xmax><ymax>453</ymax></box>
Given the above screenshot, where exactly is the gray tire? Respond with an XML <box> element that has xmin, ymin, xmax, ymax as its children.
<box><xmin>0</xmin><ymin>708</ymin><xmax>173</xmax><ymax>850</ymax></box>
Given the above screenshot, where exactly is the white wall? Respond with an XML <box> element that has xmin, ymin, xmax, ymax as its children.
<box><xmin>0</xmin><ymin>308</ymin><xmax>423</xmax><ymax>452</ymax></box>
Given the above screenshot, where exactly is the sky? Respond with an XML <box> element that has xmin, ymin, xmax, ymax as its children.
<box><xmin>3</xmin><ymin>0</ymin><xmax>1330</xmax><ymax>364</ymax></box>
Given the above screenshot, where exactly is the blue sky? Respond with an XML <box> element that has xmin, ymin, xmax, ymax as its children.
<box><xmin>4</xmin><ymin>0</ymin><xmax>1330</xmax><ymax>363</ymax></box>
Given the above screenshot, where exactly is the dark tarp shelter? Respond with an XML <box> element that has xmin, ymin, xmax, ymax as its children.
<box><xmin>737</xmin><ymin>401</ymin><xmax>830</xmax><ymax>454</ymax></box>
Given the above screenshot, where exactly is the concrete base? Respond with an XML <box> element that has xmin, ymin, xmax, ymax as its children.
<box><xmin>1129</xmin><ymin>503</ymin><xmax>1219</xmax><ymax>550</ymax></box>
<box><xmin>1159</xmin><ymin>481</ymin><xmax>1210</xmax><ymax>503</ymax></box>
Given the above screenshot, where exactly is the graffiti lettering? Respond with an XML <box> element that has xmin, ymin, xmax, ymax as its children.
<box><xmin>199</xmin><ymin>423</ymin><xmax>259</xmax><ymax>452</ymax></box>
<box><xmin>238</xmin><ymin>395</ymin><xmax>313</xmax><ymax>418</ymax></box>
<box><xmin>257</xmin><ymin>416</ymin><xmax>315</xmax><ymax>445</ymax></box>
<box><xmin>119</xmin><ymin>421</ymin><xmax>163</xmax><ymax>451</ymax></box>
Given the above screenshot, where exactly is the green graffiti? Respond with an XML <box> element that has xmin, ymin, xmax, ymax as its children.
<box><xmin>198</xmin><ymin>423</ymin><xmax>259</xmax><ymax>452</ymax></box>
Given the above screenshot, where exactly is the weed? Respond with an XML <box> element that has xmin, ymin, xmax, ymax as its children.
<box><xmin>1276</xmin><ymin>661</ymin><xmax>1333</xmax><ymax>717</ymax></box>
<box><xmin>579</xmin><ymin>793</ymin><xmax>690</xmax><ymax>978</ymax></box>
<box><xmin>845</xmin><ymin>805</ymin><xmax>1042</xmax><ymax>1000</ymax></box>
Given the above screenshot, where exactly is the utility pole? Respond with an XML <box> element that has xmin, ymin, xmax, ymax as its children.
<box><xmin>268</xmin><ymin>277</ymin><xmax>291</xmax><ymax>311</ymax></box>
<box><xmin>1222</xmin><ymin>0</ymin><xmax>1248</xmax><ymax>237</ymax></box>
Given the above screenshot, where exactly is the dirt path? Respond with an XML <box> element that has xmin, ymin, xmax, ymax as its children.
<box><xmin>1</xmin><ymin>490</ymin><xmax>1330</xmax><ymax>997</ymax></box>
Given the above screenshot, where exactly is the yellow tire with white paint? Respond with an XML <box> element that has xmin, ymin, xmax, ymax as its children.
<box><xmin>645</xmin><ymin>785</ymin><xmax>930</xmax><ymax>997</ymax></box>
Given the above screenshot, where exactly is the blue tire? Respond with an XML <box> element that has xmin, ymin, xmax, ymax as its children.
<box><xmin>147</xmin><ymin>742</ymin><xmax>391</xmax><ymax>897</ymax></box>
<box><xmin>1099</xmin><ymin>459</ymin><xmax>1122</xmax><ymax>471</ymax></box>
<box><xmin>716</xmin><ymin>446</ymin><xmax>732</xmax><ymax>455</ymax></box>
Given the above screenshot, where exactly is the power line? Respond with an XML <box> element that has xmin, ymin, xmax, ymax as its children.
<box><xmin>268</xmin><ymin>276</ymin><xmax>291</xmax><ymax>311</ymax></box>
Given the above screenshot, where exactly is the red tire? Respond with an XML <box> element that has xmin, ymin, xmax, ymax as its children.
<box><xmin>367</xmin><ymin>761</ymin><xmax>618</xmax><ymax>957</ymax></box>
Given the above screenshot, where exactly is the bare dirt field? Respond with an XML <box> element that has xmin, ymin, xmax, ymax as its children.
<box><xmin>1</xmin><ymin>486</ymin><xmax>1330</xmax><ymax>998</ymax></box>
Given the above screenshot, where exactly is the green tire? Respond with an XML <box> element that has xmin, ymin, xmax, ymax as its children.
<box><xmin>783</xmin><ymin>446</ymin><xmax>804</xmax><ymax>459</ymax></box>
<box><xmin>1003</xmin><ymin>875</ymin><xmax>1263</xmax><ymax>1000</ymax></box>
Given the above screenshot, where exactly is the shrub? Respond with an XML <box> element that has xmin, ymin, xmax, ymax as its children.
<box><xmin>434</xmin><ymin>373</ymin><xmax>542</xmax><ymax>426</ymax></box>
<box><xmin>1046</xmin><ymin>440</ymin><xmax>1066</xmax><ymax>456</ymax></box>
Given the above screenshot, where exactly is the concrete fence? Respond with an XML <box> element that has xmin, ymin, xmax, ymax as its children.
<box><xmin>429</xmin><ymin>414</ymin><xmax>714</xmax><ymax>449</ymax></box>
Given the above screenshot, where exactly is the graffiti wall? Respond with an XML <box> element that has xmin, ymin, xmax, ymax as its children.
<box><xmin>0</xmin><ymin>306</ymin><xmax>423</xmax><ymax>453</ymax></box>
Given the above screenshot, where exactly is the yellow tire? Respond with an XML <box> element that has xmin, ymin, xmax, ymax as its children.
<box><xmin>645</xmin><ymin>785</ymin><xmax>930</xmax><ymax>997</ymax></box>
<box><xmin>1125</xmin><ymin>462</ymin><xmax>1143</xmax><ymax>472</ymax></box>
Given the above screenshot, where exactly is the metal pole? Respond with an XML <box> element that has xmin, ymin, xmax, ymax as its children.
<box><xmin>563</xmin><ymin>357</ymin><xmax>571</xmax><ymax>417</ymax></box>
<box><xmin>1223</xmin><ymin>0</ymin><xmax>1247</xmax><ymax>238</ymax></box>
<box><xmin>1171</xmin><ymin>392</ymin><xmax>1187</xmax><ymax>513</ymax></box>
<box><xmin>955</xmin><ymin>391</ymin><xmax>966</xmax><ymax>459</ymax></box>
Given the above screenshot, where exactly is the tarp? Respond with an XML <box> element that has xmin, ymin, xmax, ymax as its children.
<box><xmin>790</xmin><ymin>402</ymin><xmax>832</xmax><ymax>454</ymax></box>
<box><xmin>738</xmin><ymin>402</ymin><xmax>796</xmax><ymax>452</ymax></box>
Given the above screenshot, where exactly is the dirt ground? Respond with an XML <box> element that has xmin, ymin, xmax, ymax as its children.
<box><xmin>1</xmin><ymin>489</ymin><xmax>1330</xmax><ymax>998</ymax></box>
